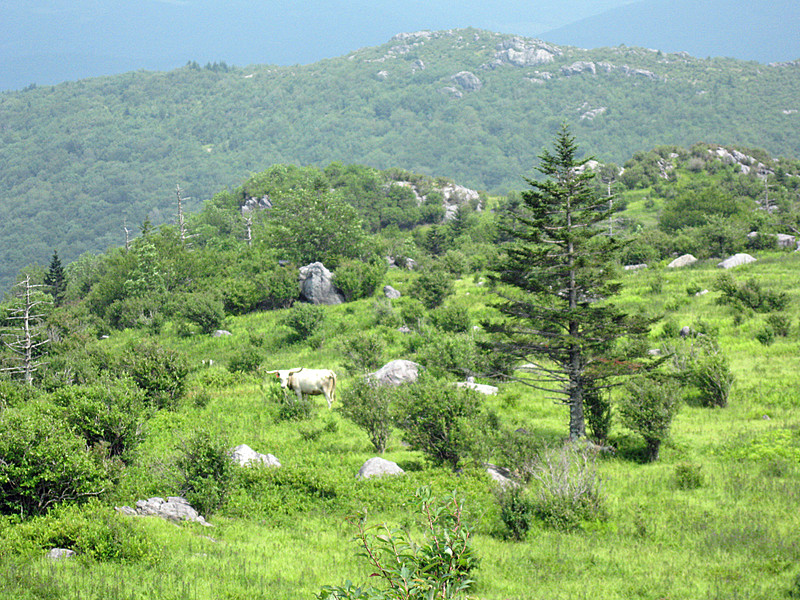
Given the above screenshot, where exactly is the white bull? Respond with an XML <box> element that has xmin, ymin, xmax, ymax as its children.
<box><xmin>266</xmin><ymin>368</ymin><xmax>337</xmax><ymax>409</ymax></box>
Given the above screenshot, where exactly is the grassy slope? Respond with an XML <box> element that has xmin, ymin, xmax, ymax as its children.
<box><xmin>11</xmin><ymin>252</ymin><xmax>800</xmax><ymax>600</ymax></box>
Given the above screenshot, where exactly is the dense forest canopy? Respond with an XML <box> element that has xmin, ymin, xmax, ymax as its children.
<box><xmin>1</xmin><ymin>28</ymin><xmax>799</xmax><ymax>290</ymax></box>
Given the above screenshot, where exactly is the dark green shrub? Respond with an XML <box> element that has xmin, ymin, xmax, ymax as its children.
<box><xmin>283</xmin><ymin>302</ymin><xmax>325</xmax><ymax>341</ymax></box>
<box><xmin>583</xmin><ymin>380</ymin><xmax>612</xmax><ymax>445</ymax></box>
<box><xmin>619</xmin><ymin>375</ymin><xmax>681</xmax><ymax>461</ymax></box>
<box><xmin>24</xmin><ymin>500</ymin><xmax>162</xmax><ymax>563</ymax></box>
<box><xmin>116</xmin><ymin>340</ymin><xmax>189</xmax><ymax>409</ymax></box>
<box><xmin>264</xmin><ymin>383</ymin><xmax>313</xmax><ymax>422</ymax></box>
<box><xmin>496</xmin><ymin>486</ymin><xmax>535</xmax><ymax>540</ymax></box>
<box><xmin>339</xmin><ymin>331</ymin><xmax>386</xmax><ymax>374</ymax></box>
<box><xmin>174</xmin><ymin>429</ymin><xmax>234</xmax><ymax>517</ymax></box>
<box><xmin>0</xmin><ymin>400</ymin><xmax>110</xmax><ymax>516</ymax></box>
<box><xmin>689</xmin><ymin>342</ymin><xmax>734</xmax><ymax>408</ymax></box>
<box><xmin>756</xmin><ymin>326</ymin><xmax>775</xmax><ymax>346</ymax></box>
<box><xmin>220</xmin><ymin>277</ymin><xmax>262</xmax><ymax>314</ymax></box>
<box><xmin>714</xmin><ymin>273</ymin><xmax>789</xmax><ymax>312</ymax></box>
<box><xmin>106</xmin><ymin>296</ymin><xmax>164</xmax><ymax>332</ymax></box>
<box><xmin>263</xmin><ymin>265</ymin><xmax>300</xmax><ymax>309</ymax></box>
<box><xmin>333</xmin><ymin>258</ymin><xmax>386</xmax><ymax>302</ymax></box>
<box><xmin>49</xmin><ymin>380</ymin><xmax>147</xmax><ymax>462</ymax></box>
<box><xmin>414</xmin><ymin>332</ymin><xmax>483</xmax><ymax>379</ymax></box>
<box><xmin>394</xmin><ymin>376</ymin><xmax>487</xmax><ymax>470</ymax></box>
<box><xmin>372</xmin><ymin>298</ymin><xmax>401</xmax><ymax>327</ymax></box>
<box><xmin>182</xmin><ymin>292</ymin><xmax>225</xmax><ymax>333</ymax></box>
<box><xmin>338</xmin><ymin>378</ymin><xmax>395</xmax><ymax>453</ymax></box>
<box><xmin>227</xmin><ymin>346</ymin><xmax>262</xmax><ymax>373</ymax></box>
<box><xmin>674</xmin><ymin>462</ymin><xmax>704</xmax><ymax>490</ymax></box>
<box><xmin>398</xmin><ymin>297</ymin><xmax>426</xmax><ymax>331</ymax></box>
<box><xmin>410</xmin><ymin>266</ymin><xmax>455</xmax><ymax>309</ymax></box>
<box><xmin>766</xmin><ymin>313</ymin><xmax>792</xmax><ymax>337</ymax></box>
<box><xmin>430</xmin><ymin>301</ymin><xmax>472</xmax><ymax>333</ymax></box>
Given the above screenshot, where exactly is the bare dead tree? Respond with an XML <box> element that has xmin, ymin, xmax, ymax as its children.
<box><xmin>176</xmin><ymin>184</ymin><xmax>198</xmax><ymax>246</ymax></box>
<box><xmin>1</xmin><ymin>275</ymin><xmax>50</xmax><ymax>384</ymax></box>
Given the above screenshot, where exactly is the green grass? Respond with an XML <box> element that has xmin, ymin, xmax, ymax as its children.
<box><xmin>3</xmin><ymin>256</ymin><xmax>800</xmax><ymax>599</ymax></box>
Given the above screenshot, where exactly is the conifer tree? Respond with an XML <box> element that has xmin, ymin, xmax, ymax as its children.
<box><xmin>43</xmin><ymin>250</ymin><xmax>66</xmax><ymax>307</ymax></box>
<box><xmin>487</xmin><ymin>125</ymin><xmax>654</xmax><ymax>440</ymax></box>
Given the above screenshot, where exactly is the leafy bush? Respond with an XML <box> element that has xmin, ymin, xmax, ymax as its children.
<box><xmin>116</xmin><ymin>340</ymin><xmax>189</xmax><ymax>409</ymax></box>
<box><xmin>339</xmin><ymin>331</ymin><xmax>386</xmax><ymax>374</ymax></box>
<box><xmin>11</xmin><ymin>499</ymin><xmax>163</xmax><ymax>563</ymax></box>
<box><xmin>181</xmin><ymin>292</ymin><xmax>225</xmax><ymax>333</ymax></box>
<box><xmin>673</xmin><ymin>462</ymin><xmax>704</xmax><ymax>490</ymax></box>
<box><xmin>414</xmin><ymin>332</ymin><xmax>483</xmax><ymax>379</ymax></box>
<box><xmin>264</xmin><ymin>381</ymin><xmax>314</xmax><ymax>422</ymax></box>
<box><xmin>496</xmin><ymin>485</ymin><xmax>534</xmax><ymax>541</ymax></box>
<box><xmin>689</xmin><ymin>341</ymin><xmax>734</xmax><ymax>408</ymax></box>
<box><xmin>318</xmin><ymin>487</ymin><xmax>478</xmax><ymax>600</ymax></box>
<box><xmin>0</xmin><ymin>399</ymin><xmax>110</xmax><ymax>516</ymax></box>
<box><xmin>263</xmin><ymin>265</ymin><xmax>300</xmax><ymax>309</ymax></box>
<box><xmin>619</xmin><ymin>375</ymin><xmax>681</xmax><ymax>461</ymax></box>
<box><xmin>49</xmin><ymin>379</ymin><xmax>147</xmax><ymax>462</ymax></box>
<box><xmin>227</xmin><ymin>346</ymin><xmax>262</xmax><ymax>373</ymax></box>
<box><xmin>583</xmin><ymin>380</ymin><xmax>612</xmax><ymax>445</ymax></box>
<box><xmin>338</xmin><ymin>378</ymin><xmax>395</xmax><ymax>453</ymax></box>
<box><xmin>409</xmin><ymin>266</ymin><xmax>454</xmax><ymax>309</ymax></box>
<box><xmin>394</xmin><ymin>377</ymin><xmax>487</xmax><ymax>470</ymax></box>
<box><xmin>766</xmin><ymin>313</ymin><xmax>792</xmax><ymax>337</ymax></box>
<box><xmin>524</xmin><ymin>444</ymin><xmax>607</xmax><ymax>531</ymax></box>
<box><xmin>713</xmin><ymin>273</ymin><xmax>789</xmax><ymax>313</ymax></box>
<box><xmin>174</xmin><ymin>429</ymin><xmax>234</xmax><ymax>517</ymax></box>
<box><xmin>283</xmin><ymin>302</ymin><xmax>326</xmax><ymax>341</ymax></box>
<box><xmin>334</xmin><ymin>258</ymin><xmax>386</xmax><ymax>302</ymax></box>
<box><xmin>430</xmin><ymin>301</ymin><xmax>472</xmax><ymax>334</ymax></box>
<box><xmin>106</xmin><ymin>295</ymin><xmax>164</xmax><ymax>332</ymax></box>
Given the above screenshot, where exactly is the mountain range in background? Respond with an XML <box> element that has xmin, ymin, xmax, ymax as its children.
<box><xmin>541</xmin><ymin>0</ymin><xmax>800</xmax><ymax>64</ymax></box>
<box><xmin>1</xmin><ymin>0</ymin><xmax>798</xmax><ymax>92</ymax></box>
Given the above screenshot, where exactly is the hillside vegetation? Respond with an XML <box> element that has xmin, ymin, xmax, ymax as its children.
<box><xmin>1</xmin><ymin>128</ymin><xmax>800</xmax><ymax>598</ymax></box>
<box><xmin>1</xmin><ymin>27</ymin><xmax>800</xmax><ymax>289</ymax></box>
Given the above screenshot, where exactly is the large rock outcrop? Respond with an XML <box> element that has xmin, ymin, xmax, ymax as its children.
<box><xmin>298</xmin><ymin>262</ymin><xmax>345</xmax><ymax>305</ymax></box>
<box><xmin>718</xmin><ymin>253</ymin><xmax>756</xmax><ymax>269</ymax></box>
<box><xmin>368</xmin><ymin>360</ymin><xmax>420</xmax><ymax>386</ymax></box>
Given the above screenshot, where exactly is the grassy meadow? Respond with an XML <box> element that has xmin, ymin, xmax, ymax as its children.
<box><xmin>3</xmin><ymin>251</ymin><xmax>800</xmax><ymax>600</ymax></box>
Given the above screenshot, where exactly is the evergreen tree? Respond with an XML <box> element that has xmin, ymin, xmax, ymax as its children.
<box><xmin>43</xmin><ymin>250</ymin><xmax>67</xmax><ymax>307</ymax></box>
<box><xmin>487</xmin><ymin>125</ymin><xmax>654</xmax><ymax>440</ymax></box>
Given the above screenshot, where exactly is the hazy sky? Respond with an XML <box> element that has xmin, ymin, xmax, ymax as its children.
<box><xmin>0</xmin><ymin>0</ymin><xmax>638</xmax><ymax>90</ymax></box>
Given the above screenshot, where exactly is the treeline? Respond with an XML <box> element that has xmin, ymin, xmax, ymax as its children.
<box><xmin>1</xmin><ymin>27</ymin><xmax>799</xmax><ymax>289</ymax></box>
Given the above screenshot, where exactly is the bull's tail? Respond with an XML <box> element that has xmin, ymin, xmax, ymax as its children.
<box><xmin>328</xmin><ymin>371</ymin><xmax>337</xmax><ymax>409</ymax></box>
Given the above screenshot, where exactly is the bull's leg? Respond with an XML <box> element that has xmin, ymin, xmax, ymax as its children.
<box><xmin>323</xmin><ymin>390</ymin><xmax>332</xmax><ymax>410</ymax></box>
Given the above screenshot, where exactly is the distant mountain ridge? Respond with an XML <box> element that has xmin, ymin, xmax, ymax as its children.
<box><xmin>542</xmin><ymin>0</ymin><xmax>800</xmax><ymax>63</ymax></box>
<box><xmin>0</xmin><ymin>28</ymin><xmax>799</xmax><ymax>290</ymax></box>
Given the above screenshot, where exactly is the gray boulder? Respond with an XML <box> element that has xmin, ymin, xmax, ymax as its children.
<box><xmin>667</xmin><ymin>254</ymin><xmax>697</xmax><ymax>268</ymax></box>
<box><xmin>357</xmin><ymin>457</ymin><xmax>405</xmax><ymax>479</ymax></box>
<box><xmin>717</xmin><ymin>253</ymin><xmax>756</xmax><ymax>269</ymax></box>
<box><xmin>298</xmin><ymin>262</ymin><xmax>345</xmax><ymax>305</ymax></box>
<box><xmin>212</xmin><ymin>330</ymin><xmax>231</xmax><ymax>337</ymax></box>
<box><xmin>451</xmin><ymin>71</ymin><xmax>482</xmax><ymax>91</ymax></box>
<box><xmin>454</xmin><ymin>377</ymin><xmax>498</xmax><ymax>395</ymax></box>
<box><xmin>117</xmin><ymin>496</ymin><xmax>211</xmax><ymax>526</ymax></box>
<box><xmin>47</xmin><ymin>548</ymin><xmax>76</xmax><ymax>561</ymax></box>
<box><xmin>368</xmin><ymin>359</ymin><xmax>420</xmax><ymax>386</ymax></box>
<box><xmin>486</xmin><ymin>464</ymin><xmax>518</xmax><ymax>489</ymax></box>
<box><xmin>383</xmin><ymin>285</ymin><xmax>401</xmax><ymax>299</ymax></box>
<box><xmin>230</xmin><ymin>444</ymin><xmax>281</xmax><ymax>468</ymax></box>
<box><xmin>624</xmin><ymin>263</ymin><xmax>648</xmax><ymax>271</ymax></box>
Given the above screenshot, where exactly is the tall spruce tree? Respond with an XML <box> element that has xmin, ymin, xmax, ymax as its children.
<box><xmin>488</xmin><ymin>125</ymin><xmax>654</xmax><ymax>440</ymax></box>
<box><xmin>43</xmin><ymin>250</ymin><xmax>67</xmax><ymax>307</ymax></box>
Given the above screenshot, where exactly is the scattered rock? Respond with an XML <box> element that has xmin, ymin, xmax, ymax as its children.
<box><xmin>667</xmin><ymin>254</ymin><xmax>697</xmax><ymax>268</ymax></box>
<box><xmin>624</xmin><ymin>263</ymin><xmax>648</xmax><ymax>271</ymax></box>
<box><xmin>451</xmin><ymin>71</ymin><xmax>482</xmax><ymax>91</ymax></box>
<box><xmin>47</xmin><ymin>548</ymin><xmax>76</xmax><ymax>561</ymax></box>
<box><xmin>383</xmin><ymin>285</ymin><xmax>401</xmax><ymax>299</ymax></box>
<box><xmin>117</xmin><ymin>497</ymin><xmax>211</xmax><ymax>527</ymax></box>
<box><xmin>717</xmin><ymin>253</ymin><xmax>756</xmax><ymax>269</ymax></box>
<box><xmin>486</xmin><ymin>464</ymin><xmax>518</xmax><ymax>488</ymax></box>
<box><xmin>679</xmin><ymin>326</ymin><xmax>694</xmax><ymax>338</ymax></box>
<box><xmin>230</xmin><ymin>444</ymin><xmax>281</xmax><ymax>468</ymax></box>
<box><xmin>357</xmin><ymin>457</ymin><xmax>405</xmax><ymax>479</ymax></box>
<box><xmin>298</xmin><ymin>262</ymin><xmax>345</xmax><ymax>305</ymax></box>
<box><xmin>454</xmin><ymin>376</ymin><xmax>498</xmax><ymax>395</ymax></box>
<box><xmin>368</xmin><ymin>359</ymin><xmax>420</xmax><ymax>386</ymax></box>
<box><xmin>213</xmin><ymin>330</ymin><xmax>231</xmax><ymax>337</ymax></box>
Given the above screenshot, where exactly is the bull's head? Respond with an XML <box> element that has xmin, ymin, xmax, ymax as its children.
<box><xmin>266</xmin><ymin>368</ymin><xmax>302</xmax><ymax>389</ymax></box>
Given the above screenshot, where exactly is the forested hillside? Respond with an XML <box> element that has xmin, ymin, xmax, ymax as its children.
<box><xmin>1</xmin><ymin>127</ymin><xmax>800</xmax><ymax>599</ymax></box>
<box><xmin>1</xmin><ymin>27</ymin><xmax>799</xmax><ymax>290</ymax></box>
